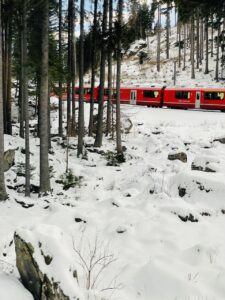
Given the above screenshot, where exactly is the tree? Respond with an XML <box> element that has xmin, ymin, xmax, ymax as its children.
<box><xmin>21</xmin><ymin>0</ymin><xmax>30</xmax><ymax>196</ymax></box>
<box><xmin>115</xmin><ymin>0</ymin><xmax>123</xmax><ymax>158</ymax></box>
<box><xmin>0</xmin><ymin>0</ymin><xmax>8</xmax><ymax>201</ymax></box>
<box><xmin>77</xmin><ymin>0</ymin><xmax>85</xmax><ymax>157</ymax></box>
<box><xmin>39</xmin><ymin>0</ymin><xmax>51</xmax><ymax>193</ymax></box>
<box><xmin>94</xmin><ymin>0</ymin><xmax>108</xmax><ymax>148</ymax></box>
<box><xmin>58</xmin><ymin>0</ymin><xmax>63</xmax><ymax>137</ymax></box>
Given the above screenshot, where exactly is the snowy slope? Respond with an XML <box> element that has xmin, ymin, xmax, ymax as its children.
<box><xmin>2</xmin><ymin>103</ymin><xmax>225</xmax><ymax>299</ymax></box>
<box><xmin>2</xmin><ymin>25</ymin><xmax>225</xmax><ymax>300</ymax></box>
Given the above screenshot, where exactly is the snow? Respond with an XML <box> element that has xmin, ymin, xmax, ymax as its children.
<box><xmin>2</xmin><ymin>24</ymin><xmax>225</xmax><ymax>300</ymax></box>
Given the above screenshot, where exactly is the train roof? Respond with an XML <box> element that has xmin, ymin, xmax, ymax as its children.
<box><xmin>165</xmin><ymin>87</ymin><xmax>225</xmax><ymax>91</ymax></box>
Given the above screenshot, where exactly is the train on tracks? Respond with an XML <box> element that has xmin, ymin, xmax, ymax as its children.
<box><xmin>59</xmin><ymin>86</ymin><xmax>225</xmax><ymax>111</ymax></box>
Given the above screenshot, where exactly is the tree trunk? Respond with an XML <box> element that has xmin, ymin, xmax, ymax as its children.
<box><xmin>191</xmin><ymin>15</ymin><xmax>195</xmax><ymax>79</ymax></box>
<box><xmin>106</xmin><ymin>0</ymin><xmax>113</xmax><ymax>136</ymax></box>
<box><xmin>166</xmin><ymin>0</ymin><xmax>170</xmax><ymax>59</ymax></box>
<box><xmin>156</xmin><ymin>2</ymin><xmax>161</xmax><ymax>72</ymax></box>
<box><xmin>0</xmin><ymin>0</ymin><xmax>7</xmax><ymax>201</ymax></box>
<box><xmin>196</xmin><ymin>10</ymin><xmax>200</xmax><ymax>69</ymax></box>
<box><xmin>215</xmin><ymin>19</ymin><xmax>221</xmax><ymax>82</ymax></box>
<box><xmin>58</xmin><ymin>0</ymin><xmax>63</xmax><ymax>137</ymax></box>
<box><xmin>71</xmin><ymin>0</ymin><xmax>76</xmax><ymax>136</ymax></box>
<box><xmin>88</xmin><ymin>0</ymin><xmax>98</xmax><ymax>137</ymax></box>
<box><xmin>40</xmin><ymin>0</ymin><xmax>51</xmax><ymax>193</ymax></box>
<box><xmin>77</xmin><ymin>0</ymin><xmax>85</xmax><ymax>157</ymax></box>
<box><xmin>116</xmin><ymin>0</ymin><xmax>123</xmax><ymax>157</ymax></box>
<box><xmin>94</xmin><ymin>0</ymin><xmax>108</xmax><ymax>147</ymax></box>
<box><xmin>21</xmin><ymin>0</ymin><xmax>30</xmax><ymax>196</ymax></box>
<box><xmin>205</xmin><ymin>16</ymin><xmax>209</xmax><ymax>74</ymax></box>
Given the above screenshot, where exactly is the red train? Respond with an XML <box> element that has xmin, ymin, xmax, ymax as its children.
<box><xmin>60</xmin><ymin>86</ymin><xmax>225</xmax><ymax>111</ymax></box>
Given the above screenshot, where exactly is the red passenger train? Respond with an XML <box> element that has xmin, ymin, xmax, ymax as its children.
<box><xmin>61</xmin><ymin>86</ymin><xmax>225</xmax><ymax>111</ymax></box>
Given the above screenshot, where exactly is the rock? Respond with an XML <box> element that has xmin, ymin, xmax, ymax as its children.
<box><xmin>168</xmin><ymin>152</ymin><xmax>187</xmax><ymax>163</ymax></box>
<box><xmin>14</xmin><ymin>233</ymin><xmax>70</xmax><ymax>300</ymax></box>
<box><xmin>191</xmin><ymin>163</ymin><xmax>216</xmax><ymax>173</ymax></box>
<box><xmin>213</xmin><ymin>137</ymin><xmax>225</xmax><ymax>144</ymax></box>
<box><xmin>4</xmin><ymin>149</ymin><xmax>15</xmax><ymax>172</ymax></box>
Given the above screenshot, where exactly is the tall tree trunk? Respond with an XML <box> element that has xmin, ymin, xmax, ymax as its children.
<box><xmin>183</xmin><ymin>24</ymin><xmax>186</xmax><ymax>70</ymax></box>
<box><xmin>116</xmin><ymin>0</ymin><xmax>123</xmax><ymax>157</ymax></box>
<box><xmin>88</xmin><ymin>0</ymin><xmax>98</xmax><ymax>137</ymax></box>
<box><xmin>58</xmin><ymin>0</ymin><xmax>63</xmax><ymax>137</ymax></box>
<box><xmin>178</xmin><ymin>21</ymin><xmax>181</xmax><ymax>68</ymax></box>
<box><xmin>77</xmin><ymin>0</ymin><xmax>85</xmax><ymax>157</ymax></box>
<box><xmin>211</xmin><ymin>14</ymin><xmax>214</xmax><ymax>57</ymax></box>
<box><xmin>94</xmin><ymin>0</ymin><xmax>108</xmax><ymax>147</ymax></box>
<box><xmin>215</xmin><ymin>18</ymin><xmax>221</xmax><ymax>82</ymax></box>
<box><xmin>106</xmin><ymin>0</ymin><xmax>113</xmax><ymax>136</ymax></box>
<box><xmin>71</xmin><ymin>0</ymin><xmax>76</xmax><ymax>136</ymax></box>
<box><xmin>67</xmin><ymin>0</ymin><xmax>72</xmax><ymax>134</ymax></box>
<box><xmin>22</xmin><ymin>0</ymin><xmax>30</xmax><ymax>196</ymax></box>
<box><xmin>156</xmin><ymin>2</ymin><xmax>161</xmax><ymax>72</ymax></box>
<box><xmin>191</xmin><ymin>15</ymin><xmax>195</xmax><ymax>79</ymax></box>
<box><xmin>166</xmin><ymin>0</ymin><xmax>170</xmax><ymax>59</ymax></box>
<box><xmin>40</xmin><ymin>0</ymin><xmax>50</xmax><ymax>193</ymax></box>
<box><xmin>0</xmin><ymin>0</ymin><xmax>7</xmax><ymax>201</ymax></box>
<box><xmin>196</xmin><ymin>10</ymin><xmax>200</xmax><ymax>69</ymax></box>
<box><xmin>205</xmin><ymin>15</ymin><xmax>209</xmax><ymax>74</ymax></box>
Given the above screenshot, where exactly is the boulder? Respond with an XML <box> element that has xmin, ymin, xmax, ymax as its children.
<box><xmin>4</xmin><ymin>149</ymin><xmax>15</xmax><ymax>172</ymax></box>
<box><xmin>213</xmin><ymin>137</ymin><xmax>225</xmax><ymax>144</ymax></box>
<box><xmin>168</xmin><ymin>152</ymin><xmax>187</xmax><ymax>163</ymax></box>
<box><xmin>14</xmin><ymin>233</ymin><xmax>70</xmax><ymax>300</ymax></box>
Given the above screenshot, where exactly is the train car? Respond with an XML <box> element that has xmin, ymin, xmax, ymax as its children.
<box><xmin>163</xmin><ymin>88</ymin><xmax>199</xmax><ymax>109</ymax></box>
<box><xmin>106</xmin><ymin>87</ymin><xmax>163</xmax><ymax>106</ymax></box>
<box><xmin>200</xmin><ymin>88</ymin><xmax>225</xmax><ymax>111</ymax></box>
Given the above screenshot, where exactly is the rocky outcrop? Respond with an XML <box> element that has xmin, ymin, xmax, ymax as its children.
<box><xmin>4</xmin><ymin>149</ymin><xmax>15</xmax><ymax>172</ymax></box>
<box><xmin>213</xmin><ymin>137</ymin><xmax>225</xmax><ymax>144</ymax></box>
<box><xmin>168</xmin><ymin>152</ymin><xmax>187</xmax><ymax>163</ymax></box>
<box><xmin>14</xmin><ymin>233</ymin><xmax>70</xmax><ymax>300</ymax></box>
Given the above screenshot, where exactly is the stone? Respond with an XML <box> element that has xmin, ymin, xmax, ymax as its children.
<box><xmin>14</xmin><ymin>233</ymin><xmax>70</xmax><ymax>300</ymax></box>
<box><xmin>4</xmin><ymin>149</ymin><xmax>15</xmax><ymax>172</ymax></box>
<box><xmin>168</xmin><ymin>152</ymin><xmax>187</xmax><ymax>163</ymax></box>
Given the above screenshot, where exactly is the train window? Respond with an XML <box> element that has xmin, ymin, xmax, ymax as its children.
<box><xmin>143</xmin><ymin>90</ymin><xmax>159</xmax><ymax>98</ymax></box>
<box><xmin>175</xmin><ymin>91</ymin><xmax>190</xmax><ymax>99</ymax></box>
<box><xmin>75</xmin><ymin>89</ymin><xmax>79</xmax><ymax>95</ymax></box>
<box><xmin>204</xmin><ymin>91</ymin><xmax>224</xmax><ymax>100</ymax></box>
<box><xmin>104</xmin><ymin>89</ymin><xmax>109</xmax><ymax>96</ymax></box>
<box><xmin>84</xmin><ymin>88</ymin><xmax>91</xmax><ymax>95</ymax></box>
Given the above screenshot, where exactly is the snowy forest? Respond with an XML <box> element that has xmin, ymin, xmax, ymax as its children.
<box><xmin>0</xmin><ymin>0</ymin><xmax>225</xmax><ymax>299</ymax></box>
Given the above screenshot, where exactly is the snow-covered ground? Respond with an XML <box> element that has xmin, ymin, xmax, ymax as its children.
<box><xmin>2</xmin><ymin>102</ymin><xmax>225</xmax><ymax>300</ymax></box>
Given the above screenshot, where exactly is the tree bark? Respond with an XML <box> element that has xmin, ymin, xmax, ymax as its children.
<box><xmin>205</xmin><ymin>16</ymin><xmax>209</xmax><ymax>74</ymax></box>
<box><xmin>0</xmin><ymin>0</ymin><xmax>7</xmax><ymax>201</ymax></box>
<box><xmin>40</xmin><ymin>0</ymin><xmax>51</xmax><ymax>193</ymax></box>
<box><xmin>94</xmin><ymin>0</ymin><xmax>108</xmax><ymax>147</ymax></box>
<box><xmin>77</xmin><ymin>0</ymin><xmax>85</xmax><ymax>157</ymax></box>
<box><xmin>116</xmin><ymin>0</ymin><xmax>123</xmax><ymax>156</ymax></box>
<box><xmin>88</xmin><ymin>0</ymin><xmax>98</xmax><ymax>137</ymax></box>
<box><xmin>58</xmin><ymin>0</ymin><xmax>63</xmax><ymax>137</ymax></box>
<box><xmin>21</xmin><ymin>0</ymin><xmax>30</xmax><ymax>196</ymax></box>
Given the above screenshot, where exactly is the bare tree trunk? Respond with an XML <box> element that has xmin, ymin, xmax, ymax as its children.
<box><xmin>106</xmin><ymin>0</ymin><xmax>113</xmax><ymax>136</ymax></box>
<box><xmin>183</xmin><ymin>24</ymin><xmax>186</xmax><ymax>70</ymax></box>
<box><xmin>71</xmin><ymin>0</ymin><xmax>76</xmax><ymax>136</ymax></box>
<box><xmin>88</xmin><ymin>0</ymin><xmax>98</xmax><ymax>137</ymax></box>
<box><xmin>94</xmin><ymin>0</ymin><xmax>108</xmax><ymax>147</ymax></box>
<box><xmin>211</xmin><ymin>14</ymin><xmax>214</xmax><ymax>57</ymax></box>
<box><xmin>77</xmin><ymin>0</ymin><xmax>85</xmax><ymax>157</ymax></box>
<box><xmin>22</xmin><ymin>0</ymin><xmax>30</xmax><ymax>196</ymax></box>
<box><xmin>0</xmin><ymin>0</ymin><xmax>7</xmax><ymax>201</ymax></box>
<box><xmin>67</xmin><ymin>0</ymin><xmax>72</xmax><ymax>134</ymax></box>
<box><xmin>166</xmin><ymin>0</ymin><xmax>170</xmax><ymax>59</ymax></box>
<box><xmin>196</xmin><ymin>10</ymin><xmax>200</xmax><ymax>69</ymax></box>
<box><xmin>191</xmin><ymin>15</ymin><xmax>195</xmax><ymax>79</ymax></box>
<box><xmin>116</xmin><ymin>0</ymin><xmax>123</xmax><ymax>157</ymax></box>
<box><xmin>40</xmin><ymin>0</ymin><xmax>51</xmax><ymax>193</ymax></box>
<box><xmin>215</xmin><ymin>18</ymin><xmax>221</xmax><ymax>82</ymax></box>
<box><xmin>178</xmin><ymin>21</ymin><xmax>181</xmax><ymax>68</ymax></box>
<box><xmin>58</xmin><ymin>0</ymin><xmax>63</xmax><ymax>137</ymax></box>
<box><xmin>205</xmin><ymin>15</ymin><xmax>209</xmax><ymax>74</ymax></box>
<box><xmin>156</xmin><ymin>2</ymin><xmax>161</xmax><ymax>72</ymax></box>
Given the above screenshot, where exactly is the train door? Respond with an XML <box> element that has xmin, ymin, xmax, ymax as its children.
<box><xmin>130</xmin><ymin>90</ymin><xmax>137</xmax><ymax>105</ymax></box>
<box><xmin>195</xmin><ymin>91</ymin><xmax>201</xmax><ymax>109</ymax></box>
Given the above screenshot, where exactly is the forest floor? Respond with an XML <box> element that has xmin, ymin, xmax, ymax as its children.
<box><xmin>1</xmin><ymin>103</ymin><xmax>225</xmax><ymax>300</ymax></box>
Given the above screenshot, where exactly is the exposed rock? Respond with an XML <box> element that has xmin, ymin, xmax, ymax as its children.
<box><xmin>213</xmin><ymin>137</ymin><xmax>225</xmax><ymax>144</ymax></box>
<box><xmin>168</xmin><ymin>152</ymin><xmax>187</xmax><ymax>163</ymax></box>
<box><xmin>4</xmin><ymin>149</ymin><xmax>15</xmax><ymax>172</ymax></box>
<box><xmin>191</xmin><ymin>162</ymin><xmax>216</xmax><ymax>173</ymax></box>
<box><xmin>14</xmin><ymin>233</ymin><xmax>70</xmax><ymax>300</ymax></box>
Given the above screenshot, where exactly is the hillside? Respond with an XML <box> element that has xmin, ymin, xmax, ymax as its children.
<box><xmin>1</xmin><ymin>25</ymin><xmax>225</xmax><ymax>300</ymax></box>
